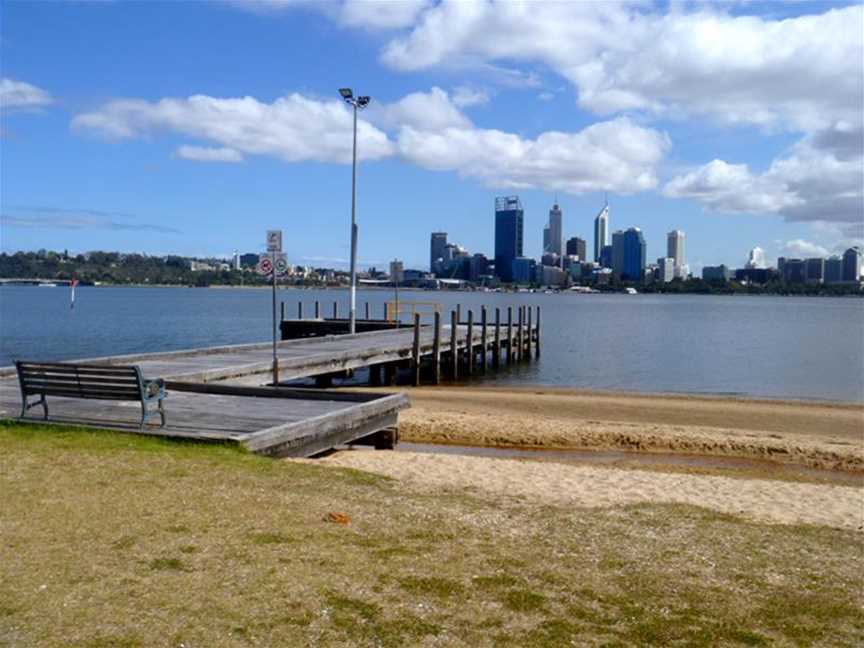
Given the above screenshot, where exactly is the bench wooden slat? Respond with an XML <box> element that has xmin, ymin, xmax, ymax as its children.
<box><xmin>19</xmin><ymin>373</ymin><xmax>140</xmax><ymax>386</ymax></box>
<box><xmin>22</xmin><ymin>382</ymin><xmax>142</xmax><ymax>395</ymax></box>
<box><xmin>19</xmin><ymin>364</ymin><xmax>138</xmax><ymax>376</ymax></box>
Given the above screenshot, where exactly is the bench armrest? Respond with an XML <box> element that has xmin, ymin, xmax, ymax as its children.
<box><xmin>143</xmin><ymin>378</ymin><xmax>166</xmax><ymax>399</ymax></box>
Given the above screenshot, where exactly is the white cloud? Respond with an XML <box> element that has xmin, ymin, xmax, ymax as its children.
<box><xmin>537</xmin><ymin>92</ymin><xmax>555</xmax><ymax>102</ymax></box>
<box><xmin>451</xmin><ymin>85</ymin><xmax>489</xmax><ymax>108</ymax></box>
<box><xmin>174</xmin><ymin>145</ymin><xmax>244</xmax><ymax>163</ymax></box>
<box><xmin>379</xmin><ymin>1</ymin><xmax>863</xmax><ymax>131</ymax></box>
<box><xmin>397</xmin><ymin>116</ymin><xmax>670</xmax><ymax>194</ymax></box>
<box><xmin>0</xmin><ymin>78</ymin><xmax>53</xmax><ymax>109</ymax></box>
<box><xmin>368</xmin><ymin>87</ymin><xmax>471</xmax><ymax>131</ymax></box>
<box><xmin>664</xmin><ymin>124</ymin><xmax>864</xmax><ymax>226</ymax></box>
<box><xmin>72</xmin><ymin>94</ymin><xmax>395</xmax><ymax>163</ymax></box>
<box><xmin>72</xmin><ymin>88</ymin><xmax>670</xmax><ymax>195</ymax></box>
<box><xmin>339</xmin><ymin>0</ymin><xmax>430</xmax><ymax>30</ymax></box>
<box><xmin>781</xmin><ymin>239</ymin><xmax>830</xmax><ymax>258</ymax></box>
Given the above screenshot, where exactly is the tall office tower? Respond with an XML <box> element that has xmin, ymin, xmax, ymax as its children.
<box><xmin>566</xmin><ymin>236</ymin><xmax>587</xmax><ymax>260</ymax></box>
<box><xmin>544</xmin><ymin>202</ymin><xmax>563</xmax><ymax>257</ymax></box>
<box><xmin>232</xmin><ymin>250</ymin><xmax>240</xmax><ymax>271</ymax></box>
<box><xmin>430</xmin><ymin>232</ymin><xmax>448</xmax><ymax>273</ymax></box>
<box><xmin>612</xmin><ymin>228</ymin><xmax>646</xmax><ymax>281</ymax></box>
<box><xmin>494</xmin><ymin>196</ymin><xmax>524</xmax><ymax>282</ymax></box>
<box><xmin>824</xmin><ymin>256</ymin><xmax>843</xmax><ymax>283</ymax></box>
<box><xmin>746</xmin><ymin>246</ymin><xmax>767</xmax><ymax>269</ymax></box>
<box><xmin>804</xmin><ymin>258</ymin><xmax>824</xmax><ymax>284</ymax></box>
<box><xmin>667</xmin><ymin>230</ymin><xmax>685</xmax><ymax>269</ymax></box>
<box><xmin>593</xmin><ymin>200</ymin><xmax>609</xmax><ymax>262</ymax></box>
<box><xmin>842</xmin><ymin>246</ymin><xmax>862</xmax><ymax>281</ymax></box>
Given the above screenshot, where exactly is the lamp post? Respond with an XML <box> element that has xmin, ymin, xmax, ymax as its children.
<box><xmin>339</xmin><ymin>88</ymin><xmax>370</xmax><ymax>334</ymax></box>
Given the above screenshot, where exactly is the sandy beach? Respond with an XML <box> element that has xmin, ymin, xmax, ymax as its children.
<box><xmin>381</xmin><ymin>386</ymin><xmax>864</xmax><ymax>471</ymax></box>
<box><xmin>323</xmin><ymin>450</ymin><xmax>863</xmax><ymax>530</ymax></box>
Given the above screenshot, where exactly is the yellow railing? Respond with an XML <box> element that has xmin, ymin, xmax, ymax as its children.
<box><xmin>385</xmin><ymin>300</ymin><xmax>441</xmax><ymax>324</ymax></box>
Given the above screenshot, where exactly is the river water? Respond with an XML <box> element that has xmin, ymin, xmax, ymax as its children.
<box><xmin>1</xmin><ymin>285</ymin><xmax>861</xmax><ymax>402</ymax></box>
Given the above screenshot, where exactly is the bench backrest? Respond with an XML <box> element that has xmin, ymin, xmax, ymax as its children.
<box><xmin>16</xmin><ymin>361</ymin><xmax>145</xmax><ymax>401</ymax></box>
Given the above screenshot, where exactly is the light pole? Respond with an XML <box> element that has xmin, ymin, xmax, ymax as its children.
<box><xmin>339</xmin><ymin>88</ymin><xmax>370</xmax><ymax>334</ymax></box>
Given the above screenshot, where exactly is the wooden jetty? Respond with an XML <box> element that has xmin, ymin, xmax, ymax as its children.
<box><xmin>0</xmin><ymin>301</ymin><xmax>540</xmax><ymax>457</ymax></box>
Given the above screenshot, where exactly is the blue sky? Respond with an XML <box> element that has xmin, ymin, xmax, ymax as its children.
<box><xmin>1</xmin><ymin>0</ymin><xmax>862</xmax><ymax>273</ymax></box>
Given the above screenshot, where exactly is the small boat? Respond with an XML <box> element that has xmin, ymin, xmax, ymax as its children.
<box><xmin>38</xmin><ymin>283</ymin><xmax>58</xmax><ymax>288</ymax></box>
<box><xmin>624</xmin><ymin>287</ymin><xmax>638</xmax><ymax>295</ymax></box>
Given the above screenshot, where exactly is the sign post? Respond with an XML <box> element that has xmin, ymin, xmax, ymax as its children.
<box><xmin>259</xmin><ymin>231</ymin><xmax>284</xmax><ymax>385</ymax></box>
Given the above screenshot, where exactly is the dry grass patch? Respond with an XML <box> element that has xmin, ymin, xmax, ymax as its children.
<box><xmin>1</xmin><ymin>420</ymin><xmax>862</xmax><ymax>647</ymax></box>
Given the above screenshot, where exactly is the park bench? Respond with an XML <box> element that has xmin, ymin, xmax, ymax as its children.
<box><xmin>15</xmin><ymin>361</ymin><xmax>166</xmax><ymax>430</ymax></box>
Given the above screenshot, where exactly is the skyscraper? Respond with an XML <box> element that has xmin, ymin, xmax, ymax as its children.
<box><xmin>746</xmin><ymin>247</ymin><xmax>767</xmax><ymax>269</ymax></box>
<box><xmin>566</xmin><ymin>236</ymin><xmax>587</xmax><ymax>260</ymax></box>
<box><xmin>544</xmin><ymin>202</ymin><xmax>563</xmax><ymax>257</ymax></box>
<box><xmin>494</xmin><ymin>196</ymin><xmax>524</xmax><ymax>282</ymax></box>
<box><xmin>612</xmin><ymin>227</ymin><xmax>646</xmax><ymax>281</ymax></box>
<box><xmin>430</xmin><ymin>232</ymin><xmax>447</xmax><ymax>273</ymax></box>
<box><xmin>593</xmin><ymin>200</ymin><xmax>609</xmax><ymax>262</ymax></box>
<box><xmin>667</xmin><ymin>230</ymin><xmax>685</xmax><ymax>268</ymax></box>
<box><xmin>842</xmin><ymin>246</ymin><xmax>862</xmax><ymax>281</ymax></box>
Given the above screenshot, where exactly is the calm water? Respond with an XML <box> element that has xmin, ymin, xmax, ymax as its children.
<box><xmin>1</xmin><ymin>286</ymin><xmax>862</xmax><ymax>402</ymax></box>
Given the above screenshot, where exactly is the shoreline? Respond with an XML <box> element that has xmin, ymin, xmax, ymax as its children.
<box><xmin>356</xmin><ymin>384</ymin><xmax>864</xmax><ymax>472</ymax></box>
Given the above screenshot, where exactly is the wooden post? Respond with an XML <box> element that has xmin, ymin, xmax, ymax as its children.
<box><xmin>480</xmin><ymin>306</ymin><xmax>488</xmax><ymax>373</ymax></box>
<box><xmin>280</xmin><ymin>301</ymin><xmax>285</xmax><ymax>322</ymax></box>
<box><xmin>384</xmin><ymin>302</ymin><xmax>388</xmax><ymax>321</ymax></box>
<box><xmin>298</xmin><ymin>301</ymin><xmax>303</xmax><ymax>319</ymax></box>
<box><xmin>517</xmin><ymin>307</ymin><xmax>524</xmax><ymax>361</ymax></box>
<box><xmin>535</xmin><ymin>306</ymin><xmax>541</xmax><ymax>358</ymax></box>
<box><xmin>412</xmin><ymin>313</ymin><xmax>421</xmax><ymax>386</ymax></box>
<box><xmin>432</xmin><ymin>310</ymin><xmax>441</xmax><ymax>385</ymax></box>
<box><xmin>466</xmin><ymin>310</ymin><xmax>474</xmax><ymax>375</ymax></box>
<box><xmin>493</xmin><ymin>307</ymin><xmax>501</xmax><ymax>368</ymax></box>
<box><xmin>450</xmin><ymin>310</ymin><xmax>459</xmax><ymax>379</ymax></box>
<box><xmin>526</xmin><ymin>305</ymin><xmax>532</xmax><ymax>359</ymax></box>
<box><xmin>456</xmin><ymin>304</ymin><xmax>462</xmax><ymax>326</ymax></box>
<box><xmin>365</xmin><ymin>302</ymin><xmax>370</xmax><ymax>321</ymax></box>
<box><xmin>506</xmin><ymin>307</ymin><xmax>513</xmax><ymax>363</ymax></box>
<box><xmin>333</xmin><ymin>301</ymin><xmax>338</xmax><ymax>320</ymax></box>
<box><xmin>315</xmin><ymin>300</ymin><xmax>320</xmax><ymax>319</ymax></box>
<box><xmin>384</xmin><ymin>363</ymin><xmax>396</xmax><ymax>385</ymax></box>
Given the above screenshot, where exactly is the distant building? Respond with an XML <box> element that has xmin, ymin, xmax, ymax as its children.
<box><xmin>511</xmin><ymin>256</ymin><xmax>536</xmax><ymax>284</ymax></box>
<box><xmin>656</xmin><ymin>257</ymin><xmax>675</xmax><ymax>283</ymax></box>
<box><xmin>389</xmin><ymin>259</ymin><xmax>404</xmax><ymax>284</ymax></box>
<box><xmin>543</xmin><ymin>202</ymin><xmax>563</xmax><ymax>257</ymax></box>
<box><xmin>804</xmin><ymin>258</ymin><xmax>824</xmax><ymax>284</ymax></box>
<box><xmin>232</xmin><ymin>250</ymin><xmax>240</xmax><ymax>271</ymax></box>
<box><xmin>541</xmin><ymin>252</ymin><xmax>561</xmax><ymax>267</ymax></box>
<box><xmin>599</xmin><ymin>245</ymin><xmax>613</xmax><ymax>269</ymax></box>
<box><xmin>746</xmin><ymin>246</ymin><xmax>767</xmax><ymax>269</ymax></box>
<box><xmin>843</xmin><ymin>247</ymin><xmax>862</xmax><ymax>281</ymax></box>
<box><xmin>735</xmin><ymin>268</ymin><xmax>775</xmax><ymax>284</ymax></box>
<box><xmin>540</xmin><ymin>264</ymin><xmax>566</xmax><ymax>287</ymax></box>
<box><xmin>667</xmin><ymin>230</ymin><xmax>685</xmax><ymax>275</ymax></box>
<box><xmin>466</xmin><ymin>253</ymin><xmax>490</xmax><ymax>281</ymax></box>
<box><xmin>824</xmin><ymin>256</ymin><xmax>843</xmax><ymax>283</ymax></box>
<box><xmin>239</xmin><ymin>253</ymin><xmax>260</xmax><ymax>268</ymax></box>
<box><xmin>612</xmin><ymin>228</ymin><xmax>646</xmax><ymax>281</ymax></box>
<box><xmin>782</xmin><ymin>258</ymin><xmax>806</xmax><ymax>284</ymax></box>
<box><xmin>430</xmin><ymin>232</ymin><xmax>448</xmax><ymax>274</ymax></box>
<box><xmin>566</xmin><ymin>236</ymin><xmax>587</xmax><ymax>261</ymax></box>
<box><xmin>702</xmin><ymin>265</ymin><xmax>732</xmax><ymax>281</ymax></box>
<box><xmin>593</xmin><ymin>201</ymin><xmax>609</xmax><ymax>263</ymax></box>
<box><xmin>494</xmin><ymin>196</ymin><xmax>524</xmax><ymax>282</ymax></box>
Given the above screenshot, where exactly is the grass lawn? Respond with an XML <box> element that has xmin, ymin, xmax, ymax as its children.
<box><xmin>1</xmin><ymin>421</ymin><xmax>862</xmax><ymax>647</ymax></box>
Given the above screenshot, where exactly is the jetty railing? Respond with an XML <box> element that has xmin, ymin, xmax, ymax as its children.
<box><xmin>279</xmin><ymin>300</ymin><xmax>540</xmax><ymax>387</ymax></box>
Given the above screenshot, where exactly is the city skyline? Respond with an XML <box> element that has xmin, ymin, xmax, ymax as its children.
<box><xmin>1</xmin><ymin>1</ymin><xmax>861</xmax><ymax>274</ymax></box>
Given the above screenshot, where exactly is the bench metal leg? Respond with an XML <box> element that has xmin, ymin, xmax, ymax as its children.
<box><xmin>158</xmin><ymin>397</ymin><xmax>166</xmax><ymax>427</ymax></box>
<box><xmin>20</xmin><ymin>395</ymin><xmax>48</xmax><ymax>420</ymax></box>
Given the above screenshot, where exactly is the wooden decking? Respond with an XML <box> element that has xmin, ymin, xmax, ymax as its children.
<box><xmin>0</xmin><ymin>304</ymin><xmax>540</xmax><ymax>456</ymax></box>
<box><xmin>0</xmin><ymin>377</ymin><xmax>407</xmax><ymax>457</ymax></box>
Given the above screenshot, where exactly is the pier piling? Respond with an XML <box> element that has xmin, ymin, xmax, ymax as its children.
<box><xmin>451</xmin><ymin>310</ymin><xmax>459</xmax><ymax>379</ymax></box>
<box><xmin>365</xmin><ymin>302</ymin><xmax>370</xmax><ymax>320</ymax></box>
<box><xmin>526</xmin><ymin>306</ymin><xmax>532</xmax><ymax>359</ymax></box>
<box><xmin>535</xmin><ymin>306</ymin><xmax>541</xmax><ymax>358</ymax></box>
<box><xmin>481</xmin><ymin>307</ymin><xmax>488</xmax><ymax>374</ymax></box>
<box><xmin>298</xmin><ymin>302</ymin><xmax>303</xmax><ymax>319</ymax></box>
<box><xmin>467</xmin><ymin>310</ymin><xmax>474</xmax><ymax>375</ymax></box>
<box><xmin>280</xmin><ymin>302</ymin><xmax>285</xmax><ymax>322</ymax></box>
<box><xmin>517</xmin><ymin>307</ymin><xmax>524</xmax><ymax>362</ymax></box>
<box><xmin>432</xmin><ymin>311</ymin><xmax>441</xmax><ymax>385</ymax></box>
<box><xmin>333</xmin><ymin>302</ymin><xmax>338</xmax><ymax>319</ymax></box>
<box><xmin>412</xmin><ymin>313</ymin><xmax>421</xmax><ymax>387</ymax></box>
<box><xmin>315</xmin><ymin>301</ymin><xmax>320</xmax><ymax>319</ymax></box>
<box><xmin>507</xmin><ymin>307</ymin><xmax>513</xmax><ymax>364</ymax></box>
<box><xmin>493</xmin><ymin>308</ymin><xmax>501</xmax><ymax>368</ymax></box>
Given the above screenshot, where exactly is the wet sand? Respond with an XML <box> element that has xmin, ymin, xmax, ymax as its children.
<box><xmin>382</xmin><ymin>386</ymin><xmax>864</xmax><ymax>472</ymax></box>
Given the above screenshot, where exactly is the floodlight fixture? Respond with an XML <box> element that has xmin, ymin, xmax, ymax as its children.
<box><xmin>357</xmin><ymin>96</ymin><xmax>370</xmax><ymax>108</ymax></box>
<box><xmin>339</xmin><ymin>88</ymin><xmax>353</xmax><ymax>99</ymax></box>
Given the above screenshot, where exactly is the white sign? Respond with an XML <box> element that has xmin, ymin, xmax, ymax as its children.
<box><xmin>266</xmin><ymin>229</ymin><xmax>283</xmax><ymax>252</ymax></box>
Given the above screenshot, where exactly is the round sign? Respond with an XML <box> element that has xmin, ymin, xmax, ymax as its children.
<box><xmin>257</xmin><ymin>257</ymin><xmax>274</xmax><ymax>275</ymax></box>
<box><xmin>274</xmin><ymin>257</ymin><xmax>289</xmax><ymax>275</ymax></box>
